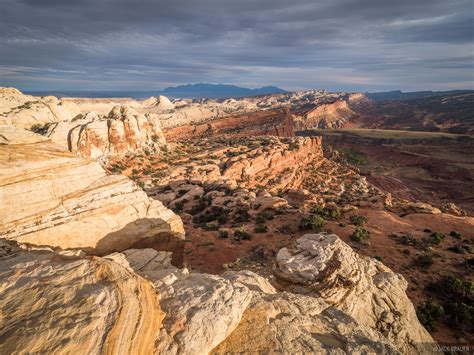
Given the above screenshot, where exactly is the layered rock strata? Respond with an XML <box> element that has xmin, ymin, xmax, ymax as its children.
<box><xmin>0</xmin><ymin>126</ymin><xmax>184</xmax><ymax>259</ymax></box>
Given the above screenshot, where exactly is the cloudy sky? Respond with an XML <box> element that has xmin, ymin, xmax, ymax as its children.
<box><xmin>0</xmin><ymin>0</ymin><xmax>473</xmax><ymax>92</ymax></box>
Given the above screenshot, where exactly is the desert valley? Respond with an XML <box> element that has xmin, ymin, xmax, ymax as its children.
<box><xmin>0</xmin><ymin>85</ymin><xmax>472</xmax><ymax>353</ymax></box>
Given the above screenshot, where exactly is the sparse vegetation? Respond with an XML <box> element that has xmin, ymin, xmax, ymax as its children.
<box><xmin>426</xmin><ymin>275</ymin><xmax>473</xmax><ymax>332</ymax></box>
<box><xmin>300</xmin><ymin>215</ymin><xmax>325</xmax><ymax>231</ymax></box>
<box><xmin>350</xmin><ymin>215</ymin><xmax>368</xmax><ymax>227</ymax></box>
<box><xmin>338</xmin><ymin>147</ymin><xmax>368</xmax><ymax>166</ymax></box>
<box><xmin>218</xmin><ymin>230</ymin><xmax>229</xmax><ymax>239</ymax></box>
<box><xmin>415</xmin><ymin>254</ymin><xmax>433</xmax><ymax>269</ymax></box>
<box><xmin>417</xmin><ymin>300</ymin><xmax>444</xmax><ymax>331</ymax></box>
<box><xmin>30</xmin><ymin>123</ymin><xmax>51</xmax><ymax>135</ymax></box>
<box><xmin>310</xmin><ymin>205</ymin><xmax>341</xmax><ymax>220</ymax></box>
<box><xmin>450</xmin><ymin>230</ymin><xmax>461</xmax><ymax>239</ymax></box>
<box><xmin>254</xmin><ymin>224</ymin><xmax>268</xmax><ymax>233</ymax></box>
<box><xmin>234</xmin><ymin>227</ymin><xmax>252</xmax><ymax>240</ymax></box>
<box><xmin>430</xmin><ymin>231</ymin><xmax>445</xmax><ymax>244</ymax></box>
<box><xmin>350</xmin><ymin>227</ymin><xmax>370</xmax><ymax>243</ymax></box>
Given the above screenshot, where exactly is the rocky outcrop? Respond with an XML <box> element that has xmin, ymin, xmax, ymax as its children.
<box><xmin>106</xmin><ymin>248</ymin><xmax>252</xmax><ymax>354</ymax></box>
<box><xmin>47</xmin><ymin>105</ymin><xmax>167</xmax><ymax>159</ymax></box>
<box><xmin>0</xmin><ymin>87</ymin><xmax>81</xmax><ymax>129</ymax></box>
<box><xmin>0</xmin><ymin>240</ymin><xmax>164</xmax><ymax>354</ymax></box>
<box><xmin>274</xmin><ymin>233</ymin><xmax>434</xmax><ymax>353</ymax></box>
<box><xmin>294</xmin><ymin>99</ymin><xmax>357</xmax><ymax>130</ymax></box>
<box><xmin>0</xmin><ymin>126</ymin><xmax>184</xmax><ymax>259</ymax></box>
<box><xmin>164</xmin><ymin>108</ymin><xmax>295</xmax><ymax>141</ymax></box>
<box><xmin>0</xmin><ymin>239</ymin><xmax>435</xmax><ymax>354</ymax></box>
<box><xmin>142</xmin><ymin>95</ymin><xmax>176</xmax><ymax>110</ymax></box>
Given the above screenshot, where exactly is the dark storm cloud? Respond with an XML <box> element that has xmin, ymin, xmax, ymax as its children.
<box><xmin>0</xmin><ymin>0</ymin><xmax>472</xmax><ymax>91</ymax></box>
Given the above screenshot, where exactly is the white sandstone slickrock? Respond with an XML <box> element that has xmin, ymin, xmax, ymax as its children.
<box><xmin>274</xmin><ymin>233</ymin><xmax>435</xmax><ymax>354</ymax></box>
<box><xmin>0</xmin><ymin>234</ymin><xmax>436</xmax><ymax>354</ymax></box>
<box><xmin>0</xmin><ymin>240</ymin><xmax>164</xmax><ymax>355</ymax></box>
<box><xmin>0</xmin><ymin>126</ymin><xmax>184</xmax><ymax>255</ymax></box>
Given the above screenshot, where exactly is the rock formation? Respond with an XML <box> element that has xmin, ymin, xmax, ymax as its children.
<box><xmin>142</xmin><ymin>95</ymin><xmax>176</xmax><ymax>110</ymax></box>
<box><xmin>47</xmin><ymin>105</ymin><xmax>167</xmax><ymax>159</ymax></box>
<box><xmin>163</xmin><ymin>108</ymin><xmax>295</xmax><ymax>141</ymax></box>
<box><xmin>0</xmin><ymin>87</ymin><xmax>81</xmax><ymax>129</ymax></box>
<box><xmin>0</xmin><ymin>126</ymin><xmax>184</xmax><ymax>259</ymax></box>
<box><xmin>274</xmin><ymin>233</ymin><xmax>434</xmax><ymax>353</ymax></box>
<box><xmin>0</xmin><ymin>233</ymin><xmax>436</xmax><ymax>354</ymax></box>
<box><xmin>294</xmin><ymin>99</ymin><xmax>357</xmax><ymax>129</ymax></box>
<box><xmin>0</xmin><ymin>240</ymin><xmax>164</xmax><ymax>354</ymax></box>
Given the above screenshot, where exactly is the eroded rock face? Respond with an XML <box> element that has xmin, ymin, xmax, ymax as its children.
<box><xmin>274</xmin><ymin>233</ymin><xmax>434</xmax><ymax>353</ymax></box>
<box><xmin>0</xmin><ymin>241</ymin><xmax>164</xmax><ymax>354</ymax></box>
<box><xmin>294</xmin><ymin>99</ymin><xmax>357</xmax><ymax>129</ymax></box>
<box><xmin>212</xmin><ymin>291</ymin><xmax>400</xmax><ymax>354</ymax></box>
<box><xmin>106</xmin><ymin>248</ymin><xmax>253</xmax><ymax>355</ymax></box>
<box><xmin>0</xmin><ymin>127</ymin><xmax>184</xmax><ymax>257</ymax></box>
<box><xmin>0</xmin><ymin>87</ymin><xmax>81</xmax><ymax>129</ymax></box>
<box><xmin>164</xmin><ymin>108</ymin><xmax>295</xmax><ymax>141</ymax></box>
<box><xmin>0</xmin><ymin>237</ymin><xmax>436</xmax><ymax>354</ymax></box>
<box><xmin>67</xmin><ymin>105</ymin><xmax>167</xmax><ymax>159</ymax></box>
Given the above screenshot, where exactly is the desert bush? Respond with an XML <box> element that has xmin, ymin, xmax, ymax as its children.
<box><xmin>300</xmin><ymin>215</ymin><xmax>325</xmax><ymax>231</ymax></box>
<box><xmin>426</xmin><ymin>275</ymin><xmax>473</xmax><ymax>332</ymax></box>
<box><xmin>255</xmin><ymin>210</ymin><xmax>275</xmax><ymax>223</ymax></box>
<box><xmin>234</xmin><ymin>227</ymin><xmax>252</xmax><ymax>240</ymax></box>
<box><xmin>310</xmin><ymin>206</ymin><xmax>341</xmax><ymax>220</ymax></box>
<box><xmin>254</xmin><ymin>224</ymin><xmax>268</xmax><ymax>233</ymax></box>
<box><xmin>350</xmin><ymin>227</ymin><xmax>370</xmax><ymax>243</ymax></box>
<box><xmin>417</xmin><ymin>300</ymin><xmax>444</xmax><ymax>331</ymax></box>
<box><xmin>218</xmin><ymin>230</ymin><xmax>229</xmax><ymax>239</ymax></box>
<box><xmin>350</xmin><ymin>215</ymin><xmax>368</xmax><ymax>227</ymax></box>
<box><xmin>277</xmin><ymin>224</ymin><xmax>293</xmax><ymax>234</ymax></box>
<box><xmin>30</xmin><ymin>123</ymin><xmax>50</xmax><ymax>135</ymax></box>
<box><xmin>415</xmin><ymin>254</ymin><xmax>433</xmax><ymax>269</ymax></box>
<box><xmin>430</xmin><ymin>231</ymin><xmax>445</xmax><ymax>244</ymax></box>
<box><xmin>338</xmin><ymin>147</ymin><xmax>368</xmax><ymax>166</ymax></box>
<box><xmin>173</xmin><ymin>200</ymin><xmax>185</xmax><ymax>213</ymax></box>
<box><xmin>110</xmin><ymin>163</ymin><xmax>124</xmax><ymax>174</ymax></box>
<box><xmin>203</xmin><ymin>223</ymin><xmax>219</xmax><ymax>231</ymax></box>
<box><xmin>450</xmin><ymin>230</ymin><xmax>462</xmax><ymax>239</ymax></box>
<box><xmin>234</xmin><ymin>206</ymin><xmax>251</xmax><ymax>223</ymax></box>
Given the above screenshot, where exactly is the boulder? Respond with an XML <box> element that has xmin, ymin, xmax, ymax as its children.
<box><xmin>274</xmin><ymin>233</ymin><xmax>434</xmax><ymax>353</ymax></box>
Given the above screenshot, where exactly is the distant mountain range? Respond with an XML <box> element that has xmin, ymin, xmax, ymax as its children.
<box><xmin>159</xmin><ymin>83</ymin><xmax>288</xmax><ymax>98</ymax></box>
<box><xmin>366</xmin><ymin>89</ymin><xmax>474</xmax><ymax>101</ymax></box>
<box><xmin>25</xmin><ymin>83</ymin><xmax>288</xmax><ymax>99</ymax></box>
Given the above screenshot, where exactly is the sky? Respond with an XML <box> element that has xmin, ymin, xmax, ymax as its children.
<box><xmin>0</xmin><ymin>0</ymin><xmax>473</xmax><ymax>92</ymax></box>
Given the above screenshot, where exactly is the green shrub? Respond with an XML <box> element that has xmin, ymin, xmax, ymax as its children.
<box><xmin>277</xmin><ymin>224</ymin><xmax>293</xmax><ymax>234</ymax></box>
<box><xmin>255</xmin><ymin>210</ymin><xmax>275</xmax><ymax>224</ymax></box>
<box><xmin>338</xmin><ymin>147</ymin><xmax>369</xmax><ymax>166</ymax></box>
<box><xmin>300</xmin><ymin>215</ymin><xmax>325</xmax><ymax>231</ymax></box>
<box><xmin>350</xmin><ymin>227</ymin><xmax>370</xmax><ymax>243</ymax></box>
<box><xmin>234</xmin><ymin>227</ymin><xmax>252</xmax><ymax>240</ymax></box>
<box><xmin>254</xmin><ymin>224</ymin><xmax>268</xmax><ymax>233</ymax></box>
<box><xmin>415</xmin><ymin>254</ymin><xmax>433</xmax><ymax>269</ymax></box>
<box><xmin>203</xmin><ymin>223</ymin><xmax>219</xmax><ymax>231</ymax></box>
<box><xmin>30</xmin><ymin>123</ymin><xmax>50</xmax><ymax>135</ymax></box>
<box><xmin>417</xmin><ymin>300</ymin><xmax>444</xmax><ymax>331</ymax></box>
<box><xmin>426</xmin><ymin>275</ymin><xmax>474</xmax><ymax>332</ymax></box>
<box><xmin>450</xmin><ymin>230</ymin><xmax>462</xmax><ymax>239</ymax></box>
<box><xmin>430</xmin><ymin>232</ymin><xmax>445</xmax><ymax>244</ymax></box>
<box><xmin>350</xmin><ymin>215</ymin><xmax>368</xmax><ymax>227</ymax></box>
<box><xmin>218</xmin><ymin>230</ymin><xmax>229</xmax><ymax>239</ymax></box>
<box><xmin>173</xmin><ymin>200</ymin><xmax>185</xmax><ymax>213</ymax></box>
<box><xmin>310</xmin><ymin>206</ymin><xmax>341</xmax><ymax>220</ymax></box>
<box><xmin>234</xmin><ymin>206</ymin><xmax>250</xmax><ymax>223</ymax></box>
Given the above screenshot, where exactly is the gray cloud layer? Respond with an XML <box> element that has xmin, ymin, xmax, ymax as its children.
<box><xmin>0</xmin><ymin>0</ymin><xmax>473</xmax><ymax>91</ymax></box>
